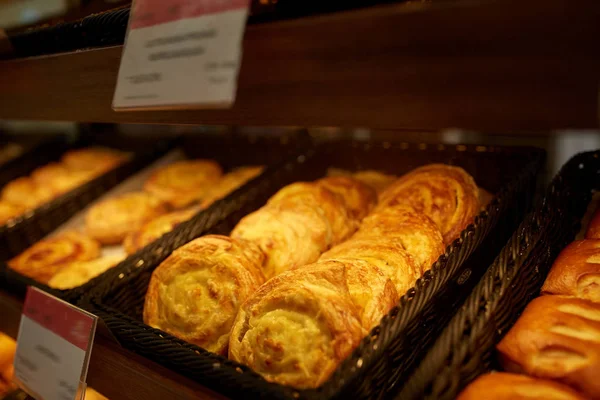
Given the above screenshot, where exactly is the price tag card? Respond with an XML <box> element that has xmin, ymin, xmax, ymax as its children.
<box><xmin>14</xmin><ymin>287</ymin><xmax>97</xmax><ymax>400</ymax></box>
<box><xmin>113</xmin><ymin>0</ymin><xmax>250</xmax><ymax>110</ymax></box>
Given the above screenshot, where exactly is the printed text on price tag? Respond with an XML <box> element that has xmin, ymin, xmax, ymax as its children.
<box><xmin>113</xmin><ymin>0</ymin><xmax>250</xmax><ymax>110</ymax></box>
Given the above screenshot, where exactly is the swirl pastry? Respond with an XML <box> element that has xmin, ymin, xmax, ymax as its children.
<box><xmin>316</xmin><ymin>176</ymin><xmax>377</xmax><ymax>220</ymax></box>
<box><xmin>48</xmin><ymin>255</ymin><xmax>124</xmax><ymax>289</ymax></box>
<box><xmin>61</xmin><ymin>147</ymin><xmax>128</xmax><ymax>175</ymax></box>
<box><xmin>200</xmin><ymin>166</ymin><xmax>264</xmax><ymax>208</ymax></box>
<box><xmin>0</xmin><ymin>201</ymin><xmax>25</xmax><ymax>225</ymax></box>
<box><xmin>457</xmin><ymin>372</ymin><xmax>586</xmax><ymax>400</ymax></box>
<box><xmin>541</xmin><ymin>240</ymin><xmax>600</xmax><ymax>303</ymax></box>
<box><xmin>32</xmin><ymin>162</ymin><xmax>94</xmax><ymax>195</ymax></box>
<box><xmin>353</xmin><ymin>204</ymin><xmax>445</xmax><ymax>273</ymax></box>
<box><xmin>85</xmin><ymin>192</ymin><xmax>167</xmax><ymax>245</ymax></box>
<box><xmin>144</xmin><ymin>160</ymin><xmax>223</xmax><ymax>208</ymax></box>
<box><xmin>1</xmin><ymin>177</ymin><xmax>56</xmax><ymax>209</ymax></box>
<box><xmin>229</xmin><ymin>264</ymin><xmax>365</xmax><ymax>388</ymax></box>
<box><xmin>320</xmin><ymin>237</ymin><xmax>419</xmax><ymax>296</ymax></box>
<box><xmin>123</xmin><ymin>207</ymin><xmax>200</xmax><ymax>254</ymax></box>
<box><xmin>497</xmin><ymin>295</ymin><xmax>600</xmax><ymax>399</ymax></box>
<box><xmin>377</xmin><ymin>164</ymin><xmax>480</xmax><ymax>244</ymax></box>
<box><xmin>144</xmin><ymin>235</ymin><xmax>265</xmax><ymax>355</ymax></box>
<box><xmin>8</xmin><ymin>232</ymin><xmax>100</xmax><ymax>283</ymax></box>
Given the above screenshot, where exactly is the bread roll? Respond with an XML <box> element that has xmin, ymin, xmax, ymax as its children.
<box><xmin>542</xmin><ymin>240</ymin><xmax>600</xmax><ymax>302</ymax></box>
<box><xmin>1</xmin><ymin>177</ymin><xmax>55</xmax><ymax>209</ymax></box>
<box><xmin>320</xmin><ymin>238</ymin><xmax>419</xmax><ymax>296</ymax></box>
<box><xmin>61</xmin><ymin>146</ymin><xmax>127</xmax><ymax>175</ymax></box>
<box><xmin>497</xmin><ymin>295</ymin><xmax>600</xmax><ymax>398</ymax></box>
<box><xmin>353</xmin><ymin>204</ymin><xmax>445</xmax><ymax>273</ymax></box>
<box><xmin>8</xmin><ymin>232</ymin><xmax>100</xmax><ymax>283</ymax></box>
<box><xmin>316</xmin><ymin>176</ymin><xmax>377</xmax><ymax>220</ymax></box>
<box><xmin>0</xmin><ymin>201</ymin><xmax>24</xmax><ymax>225</ymax></box>
<box><xmin>48</xmin><ymin>255</ymin><xmax>124</xmax><ymax>289</ymax></box>
<box><xmin>586</xmin><ymin>207</ymin><xmax>600</xmax><ymax>239</ymax></box>
<box><xmin>377</xmin><ymin>164</ymin><xmax>479</xmax><ymax>244</ymax></box>
<box><xmin>123</xmin><ymin>207</ymin><xmax>199</xmax><ymax>254</ymax></box>
<box><xmin>144</xmin><ymin>235</ymin><xmax>265</xmax><ymax>355</ymax></box>
<box><xmin>457</xmin><ymin>372</ymin><xmax>586</xmax><ymax>400</ymax></box>
<box><xmin>229</xmin><ymin>264</ymin><xmax>365</xmax><ymax>388</ymax></box>
<box><xmin>144</xmin><ymin>160</ymin><xmax>223</xmax><ymax>208</ymax></box>
<box><xmin>85</xmin><ymin>192</ymin><xmax>167</xmax><ymax>245</ymax></box>
<box><xmin>200</xmin><ymin>166</ymin><xmax>264</xmax><ymax>208</ymax></box>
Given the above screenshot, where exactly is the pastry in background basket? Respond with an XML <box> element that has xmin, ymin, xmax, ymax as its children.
<box><xmin>496</xmin><ymin>295</ymin><xmax>600</xmax><ymax>399</ymax></box>
<box><xmin>327</xmin><ymin>168</ymin><xmax>397</xmax><ymax>195</ymax></box>
<box><xmin>229</xmin><ymin>263</ymin><xmax>365</xmax><ymax>389</ymax></box>
<box><xmin>1</xmin><ymin>177</ymin><xmax>55</xmax><ymax>209</ymax></box>
<box><xmin>541</xmin><ymin>240</ymin><xmax>600</xmax><ymax>302</ymax></box>
<box><xmin>144</xmin><ymin>159</ymin><xmax>223</xmax><ymax>208</ymax></box>
<box><xmin>31</xmin><ymin>162</ymin><xmax>95</xmax><ymax>195</ymax></box>
<box><xmin>48</xmin><ymin>255</ymin><xmax>125</xmax><ymax>289</ymax></box>
<box><xmin>317</xmin><ymin>176</ymin><xmax>377</xmax><ymax>220</ymax></box>
<box><xmin>0</xmin><ymin>201</ymin><xmax>25</xmax><ymax>225</ymax></box>
<box><xmin>457</xmin><ymin>372</ymin><xmax>586</xmax><ymax>400</ymax></box>
<box><xmin>200</xmin><ymin>165</ymin><xmax>264</xmax><ymax>208</ymax></box>
<box><xmin>61</xmin><ymin>146</ymin><xmax>128</xmax><ymax>176</ymax></box>
<box><xmin>8</xmin><ymin>231</ymin><xmax>100</xmax><ymax>283</ymax></box>
<box><xmin>85</xmin><ymin>192</ymin><xmax>168</xmax><ymax>245</ymax></box>
<box><xmin>144</xmin><ymin>235</ymin><xmax>265</xmax><ymax>355</ymax></box>
<box><xmin>376</xmin><ymin>164</ymin><xmax>480</xmax><ymax>244</ymax></box>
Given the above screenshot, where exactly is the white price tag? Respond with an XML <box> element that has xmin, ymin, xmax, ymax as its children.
<box><xmin>113</xmin><ymin>0</ymin><xmax>250</xmax><ymax>110</ymax></box>
<box><xmin>13</xmin><ymin>287</ymin><xmax>97</xmax><ymax>400</ymax></box>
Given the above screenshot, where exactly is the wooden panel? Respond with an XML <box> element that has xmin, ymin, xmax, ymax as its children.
<box><xmin>0</xmin><ymin>292</ymin><xmax>226</xmax><ymax>400</ymax></box>
<box><xmin>0</xmin><ymin>0</ymin><xmax>598</xmax><ymax>130</ymax></box>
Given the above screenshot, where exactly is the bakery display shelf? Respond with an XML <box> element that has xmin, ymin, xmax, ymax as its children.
<box><xmin>0</xmin><ymin>0</ymin><xmax>598</xmax><ymax>130</ymax></box>
<box><xmin>0</xmin><ymin>290</ymin><xmax>226</xmax><ymax>400</ymax></box>
<box><xmin>86</xmin><ymin>141</ymin><xmax>543</xmax><ymax>400</ymax></box>
<box><xmin>397</xmin><ymin>150</ymin><xmax>600</xmax><ymax>400</ymax></box>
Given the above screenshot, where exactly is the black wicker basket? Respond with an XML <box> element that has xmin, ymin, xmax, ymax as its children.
<box><xmin>86</xmin><ymin>141</ymin><xmax>544</xmax><ymax>400</ymax></box>
<box><xmin>0</xmin><ymin>131</ymin><xmax>309</xmax><ymax>303</ymax></box>
<box><xmin>396</xmin><ymin>150</ymin><xmax>600</xmax><ymax>400</ymax></box>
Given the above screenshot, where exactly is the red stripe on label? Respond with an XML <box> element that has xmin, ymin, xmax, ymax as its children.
<box><xmin>23</xmin><ymin>287</ymin><xmax>94</xmax><ymax>351</ymax></box>
<box><xmin>130</xmin><ymin>0</ymin><xmax>249</xmax><ymax>29</ymax></box>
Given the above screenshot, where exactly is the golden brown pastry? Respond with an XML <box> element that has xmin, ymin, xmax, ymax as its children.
<box><xmin>200</xmin><ymin>166</ymin><xmax>264</xmax><ymax>208</ymax></box>
<box><xmin>457</xmin><ymin>372</ymin><xmax>586</xmax><ymax>400</ymax></box>
<box><xmin>586</xmin><ymin>207</ymin><xmax>600</xmax><ymax>239</ymax></box>
<box><xmin>229</xmin><ymin>264</ymin><xmax>365</xmax><ymax>388</ymax></box>
<box><xmin>8</xmin><ymin>232</ymin><xmax>100</xmax><ymax>283</ymax></box>
<box><xmin>497</xmin><ymin>295</ymin><xmax>600</xmax><ymax>398</ymax></box>
<box><xmin>48</xmin><ymin>255</ymin><xmax>125</xmax><ymax>289</ymax></box>
<box><xmin>61</xmin><ymin>146</ymin><xmax>128</xmax><ymax>175</ymax></box>
<box><xmin>353</xmin><ymin>204</ymin><xmax>445</xmax><ymax>273</ymax></box>
<box><xmin>1</xmin><ymin>176</ymin><xmax>56</xmax><ymax>209</ymax></box>
<box><xmin>144</xmin><ymin>235</ymin><xmax>265</xmax><ymax>355</ymax></box>
<box><xmin>32</xmin><ymin>162</ymin><xmax>94</xmax><ymax>195</ymax></box>
<box><xmin>85</xmin><ymin>192</ymin><xmax>168</xmax><ymax>245</ymax></box>
<box><xmin>306</xmin><ymin>259</ymin><xmax>398</xmax><ymax>330</ymax></box>
<box><xmin>0</xmin><ymin>201</ymin><xmax>25</xmax><ymax>225</ymax></box>
<box><xmin>542</xmin><ymin>240</ymin><xmax>600</xmax><ymax>302</ymax></box>
<box><xmin>316</xmin><ymin>176</ymin><xmax>377</xmax><ymax>220</ymax></box>
<box><xmin>377</xmin><ymin>164</ymin><xmax>480</xmax><ymax>244</ymax></box>
<box><xmin>144</xmin><ymin>160</ymin><xmax>223</xmax><ymax>208</ymax></box>
<box><xmin>320</xmin><ymin>238</ymin><xmax>419</xmax><ymax>296</ymax></box>
<box><xmin>352</xmin><ymin>170</ymin><xmax>397</xmax><ymax>195</ymax></box>
<box><xmin>123</xmin><ymin>207</ymin><xmax>200</xmax><ymax>254</ymax></box>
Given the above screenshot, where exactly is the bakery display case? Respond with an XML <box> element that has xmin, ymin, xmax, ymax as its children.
<box><xmin>0</xmin><ymin>0</ymin><xmax>598</xmax><ymax>399</ymax></box>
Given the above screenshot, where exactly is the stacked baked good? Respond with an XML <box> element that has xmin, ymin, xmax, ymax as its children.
<box><xmin>0</xmin><ymin>147</ymin><xmax>128</xmax><ymax>226</ymax></box>
<box><xmin>8</xmin><ymin>159</ymin><xmax>263</xmax><ymax>290</ymax></box>
<box><xmin>144</xmin><ymin>164</ymin><xmax>484</xmax><ymax>389</ymax></box>
<box><xmin>458</xmin><ymin>206</ymin><xmax>600</xmax><ymax>399</ymax></box>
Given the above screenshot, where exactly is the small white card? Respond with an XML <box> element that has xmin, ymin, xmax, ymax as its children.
<box><xmin>14</xmin><ymin>287</ymin><xmax>97</xmax><ymax>400</ymax></box>
<box><xmin>113</xmin><ymin>0</ymin><xmax>250</xmax><ymax>110</ymax></box>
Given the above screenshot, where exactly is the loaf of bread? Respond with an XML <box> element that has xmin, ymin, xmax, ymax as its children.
<box><xmin>541</xmin><ymin>240</ymin><xmax>600</xmax><ymax>302</ymax></box>
<box><xmin>457</xmin><ymin>372</ymin><xmax>586</xmax><ymax>400</ymax></box>
<box><xmin>144</xmin><ymin>235</ymin><xmax>265</xmax><ymax>355</ymax></box>
<box><xmin>497</xmin><ymin>295</ymin><xmax>600</xmax><ymax>399</ymax></box>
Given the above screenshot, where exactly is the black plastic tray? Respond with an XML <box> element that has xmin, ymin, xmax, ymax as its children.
<box><xmin>86</xmin><ymin>140</ymin><xmax>544</xmax><ymax>400</ymax></box>
<box><xmin>0</xmin><ymin>131</ymin><xmax>309</xmax><ymax>303</ymax></box>
<box><xmin>397</xmin><ymin>150</ymin><xmax>600</xmax><ymax>400</ymax></box>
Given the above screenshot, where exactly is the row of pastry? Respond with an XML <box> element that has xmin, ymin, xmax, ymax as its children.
<box><xmin>7</xmin><ymin>158</ymin><xmax>262</xmax><ymax>290</ymax></box>
<box><xmin>0</xmin><ymin>147</ymin><xmax>128</xmax><ymax>226</ymax></box>
<box><xmin>144</xmin><ymin>164</ymin><xmax>484</xmax><ymax>388</ymax></box>
<box><xmin>458</xmin><ymin>207</ymin><xmax>600</xmax><ymax>399</ymax></box>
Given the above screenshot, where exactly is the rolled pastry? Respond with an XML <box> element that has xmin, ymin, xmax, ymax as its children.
<box><xmin>32</xmin><ymin>162</ymin><xmax>94</xmax><ymax>195</ymax></box>
<box><xmin>144</xmin><ymin>235</ymin><xmax>265</xmax><ymax>355</ymax></box>
<box><xmin>316</xmin><ymin>176</ymin><xmax>377</xmax><ymax>220</ymax></box>
<box><xmin>48</xmin><ymin>255</ymin><xmax>125</xmax><ymax>289</ymax></box>
<box><xmin>1</xmin><ymin>177</ymin><xmax>55</xmax><ymax>209</ymax></box>
<box><xmin>61</xmin><ymin>146</ymin><xmax>128</xmax><ymax>175</ymax></box>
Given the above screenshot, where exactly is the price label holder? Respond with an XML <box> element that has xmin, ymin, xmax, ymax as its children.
<box><xmin>13</xmin><ymin>287</ymin><xmax>97</xmax><ymax>400</ymax></box>
<box><xmin>113</xmin><ymin>0</ymin><xmax>250</xmax><ymax>110</ymax></box>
